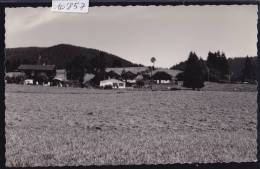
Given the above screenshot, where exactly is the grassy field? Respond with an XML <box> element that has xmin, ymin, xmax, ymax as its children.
<box><xmin>5</xmin><ymin>83</ymin><xmax>257</xmax><ymax>166</ymax></box>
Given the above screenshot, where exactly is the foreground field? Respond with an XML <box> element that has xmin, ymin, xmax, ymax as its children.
<box><xmin>5</xmin><ymin>84</ymin><xmax>257</xmax><ymax>166</ymax></box>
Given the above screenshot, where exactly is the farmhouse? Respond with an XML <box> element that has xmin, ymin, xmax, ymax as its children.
<box><xmin>147</xmin><ymin>69</ymin><xmax>183</xmax><ymax>84</ymax></box>
<box><xmin>18</xmin><ymin>64</ymin><xmax>56</xmax><ymax>84</ymax></box>
<box><xmin>100</xmin><ymin>79</ymin><xmax>126</xmax><ymax>89</ymax></box>
<box><xmin>106</xmin><ymin>70</ymin><xmax>121</xmax><ymax>80</ymax></box>
<box><xmin>152</xmin><ymin>71</ymin><xmax>172</xmax><ymax>84</ymax></box>
<box><xmin>121</xmin><ymin>70</ymin><xmax>138</xmax><ymax>84</ymax></box>
<box><xmin>105</xmin><ymin>67</ymin><xmax>150</xmax><ymax>86</ymax></box>
<box><xmin>5</xmin><ymin>71</ymin><xmax>26</xmax><ymax>84</ymax></box>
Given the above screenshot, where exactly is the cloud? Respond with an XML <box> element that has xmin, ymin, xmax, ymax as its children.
<box><xmin>6</xmin><ymin>8</ymin><xmax>64</xmax><ymax>33</ymax></box>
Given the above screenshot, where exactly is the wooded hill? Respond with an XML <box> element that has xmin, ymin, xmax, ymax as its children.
<box><xmin>5</xmin><ymin>44</ymin><xmax>142</xmax><ymax>72</ymax></box>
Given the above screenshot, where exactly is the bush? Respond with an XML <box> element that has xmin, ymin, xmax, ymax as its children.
<box><xmin>5</xmin><ymin>75</ymin><xmax>26</xmax><ymax>84</ymax></box>
<box><xmin>136</xmin><ymin>80</ymin><xmax>145</xmax><ymax>88</ymax></box>
<box><xmin>104</xmin><ymin>85</ymin><xmax>113</xmax><ymax>89</ymax></box>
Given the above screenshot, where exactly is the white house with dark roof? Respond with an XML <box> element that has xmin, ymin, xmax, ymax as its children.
<box><xmin>100</xmin><ymin>79</ymin><xmax>126</xmax><ymax>89</ymax></box>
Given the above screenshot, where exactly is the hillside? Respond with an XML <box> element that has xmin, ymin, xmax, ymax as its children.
<box><xmin>5</xmin><ymin>44</ymin><xmax>141</xmax><ymax>71</ymax></box>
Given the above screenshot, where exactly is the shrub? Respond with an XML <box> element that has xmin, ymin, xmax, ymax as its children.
<box><xmin>136</xmin><ymin>80</ymin><xmax>145</xmax><ymax>88</ymax></box>
<box><xmin>104</xmin><ymin>85</ymin><xmax>113</xmax><ymax>89</ymax></box>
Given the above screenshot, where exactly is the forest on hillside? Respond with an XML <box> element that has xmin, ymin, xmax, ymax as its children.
<box><xmin>5</xmin><ymin>44</ymin><xmax>143</xmax><ymax>72</ymax></box>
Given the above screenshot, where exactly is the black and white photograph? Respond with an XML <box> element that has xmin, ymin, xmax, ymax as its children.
<box><xmin>4</xmin><ymin>5</ymin><xmax>258</xmax><ymax>166</ymax></box>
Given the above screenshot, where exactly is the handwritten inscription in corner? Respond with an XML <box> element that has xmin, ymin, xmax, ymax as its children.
<box><xmin>52</xmin><ymin>0</ymin><xmax>89</xmax><ymax>13</ymax></box>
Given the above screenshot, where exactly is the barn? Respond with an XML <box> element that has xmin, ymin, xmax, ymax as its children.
<box><xmin>18</xmin><ymin>64</ymin><xmax>56</xmax><ymax>84</ymax></box>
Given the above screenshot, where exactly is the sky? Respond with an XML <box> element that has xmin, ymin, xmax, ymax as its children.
<box><xmin>5</xmin><ymin>5</ymin><xmax>258</xmax><ymax>68</ymax></box>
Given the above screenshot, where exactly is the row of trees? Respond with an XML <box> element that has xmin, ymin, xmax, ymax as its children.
<box><xmin>179</xmin><ymin>51</ymin><xmax>256</xmax><ymax>90</ymax></box>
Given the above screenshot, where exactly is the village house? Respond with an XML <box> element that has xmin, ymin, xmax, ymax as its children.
<box><xmin>53</xmin><ymin>69</ymin><xmax>67</xmax><ymax>87</ymax></box>
<box><xmin>148</xmin><ymin>69</ymin><xmax>183</xmax><ymax>84</ymax></box>
<box><xmin>101</xmin><ymin>67</ymin><xmax>184</xmax><ymax>88</ymax></box>
<box><xmin>105</xmin><ymin>67</ymin><xmax>149</xmax><ymax>86</ymax></box>
<box><xmin>100</xmin><ymin>79</ymin><xmax>126</xmax><ymax>89</ymax></box>
<box><xmin>106</xmin><ymin>70</ymin><xmax>121</xmax><ymax>80</ymax></box>
<box><xmin>121</xmin><ymin>71</ymin><xmax>137</xmax><ymax>85</ymax></box>
<box><xmin>18</xmin><ymin>64</ymin><xmax>56</xmax><ymax>85</ymax></box>
<box><xmin>151</xmin><ymin>71</ymin><xmax>173</xmax><ymax>84</ymax></box>
<box><xmin>5</xmin><ymin>71</ymin><xmax>26</xmax><ymax>84</ymax></box>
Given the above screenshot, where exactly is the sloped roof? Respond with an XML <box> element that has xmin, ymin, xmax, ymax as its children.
<box><xmin>106</xmin><ymin>67</ymin><xmax>149</xmax><ymax>75</ymax></box>
<box><xmin>134</xmin><ymin>74</ymin><xmax>144</xmax><ymax>80</ymax></box>
<box><xmin>6</xmin><ymin>72</ymin><xmax>26</xmax><ymax>78</ymax></box>
<box><xmin>83</xmin><ymin>73</ymin><xmax>95</xmax><ymax>83</ymax></box>
<box><xmin>18</xmin><ymin>64</ymin><xmax>56</xmax><ymax>71</ymax></box>
<box><xmin>100</xmin><ymin>79</ymin><xmax>125</xmax><ymax>84</ymax></box>
<box><xmin>56</xmin><ymin>69</ymin><xmax>66</xmax><ymax>73</ymax></box>
<box><xmin>107</xmin><ymin>70</ymin><xmax>121</xmax><ymax>77</ymax></box>
<box><xmin>148</xmin><ymin>69</ymin><xmax>182</xmax><ymax>77</ymax></box>
<box><xmin>54</xmin><ymin>75</ymin><xmax>67</xmax><ymax>81</ymax></box>
<box><xmin>152</xmin><ymin>71</ymin><xmax>172</xmax><ymax>80</ymax></box>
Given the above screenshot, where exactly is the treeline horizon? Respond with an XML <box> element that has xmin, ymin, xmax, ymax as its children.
<box><xmin>172</xmin><ymin>51</ymin><xmax>257</xmax><ymax>88</ymax></box>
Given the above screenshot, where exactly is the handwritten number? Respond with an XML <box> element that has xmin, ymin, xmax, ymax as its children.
<box><xmin>74</xmin><ymin>2</ymin><xmax>79</xmax><ymax>9</ymax></box>
<box><xmin>55</xmin><ymin>1</ymin><xmax>87</xmax><ymax>11</ymax></box>
<box><xmin>66</xmin><ymin>3</ymin><xmax>73</xmax><ymax>10</ymax></box>
<box><xmin>80</xmin><ymin>3</ymin><xmax>85</xmax><ymax>10</ymax></box>
<box><xmin>58</xmin><ymin>3</ymin><xmax>65</xmax><ymax>10</ymax></box>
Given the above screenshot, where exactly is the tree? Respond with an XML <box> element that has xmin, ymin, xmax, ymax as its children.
<box><xmin>151</xmin><ymin>57</ymin><xmax>156</xmax><ymax>70</ymax></box>
<box><xmin>90</xmin><ymin>70</ymin><xmax>107</xmax><ymax>86</ymax></box>
<box><xmin>206</xmin><ymin>51</ymin><xmax>229</xmax><ymax>82</ymax></box>
<box><xmin>206</xmin><ymin>51</ymin><xmax>217</xmax><ymax>70</ymax></box>
<box><xmin>121</xmin><ymin>69</ymin><xmax>127</xmax><ymax>83</ymax></box>
<box><xmin>199</xmin><ymin>57</ymin><xmax>209</xmax><ymax>81</ymax></box>
<box><xmin>241</xmin><ymin>56</ymin><xmax>255</xmax><ymax>83</ymax></box>
<box><xmin>65</xmin><ymin>55</ymin><xmax>85</xmax><ymax>84</ymax></box>
<box><xmin>176</xmin><ymin>72</ymin><xmax>184</xmax><ymax>81</ymax></box>
<box><xmin>35</xmin><ymin>72</ymin><xmax>49</xmax><ymax>84</ymax></box>
<box><xmin>183</xmin><ymin>52</ymin><xmax>205</xmax><ymax>90</ymax></box>
<box><xmin>89</xmin><ymin>52</ymin><xmax>108</xmax><ymax>86</ymax></box>
<box><xmin>90</xmin><ymin>51</ymin><xmax>106</xmax><ymax>73</ymax></box>
<box><xmin>12</xmin><ymin>58</ymin><xmax>21</xmax><ymax>71</ymax></box>
<box><xmin>5</xmin><ymin>60</ymin><xmax>11</xmax><ymax>72</ymax></box>
<box><xmin>220</xmin><ymin>52</ymin><xmax>229</xmax><ymax>75</ymax></box>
